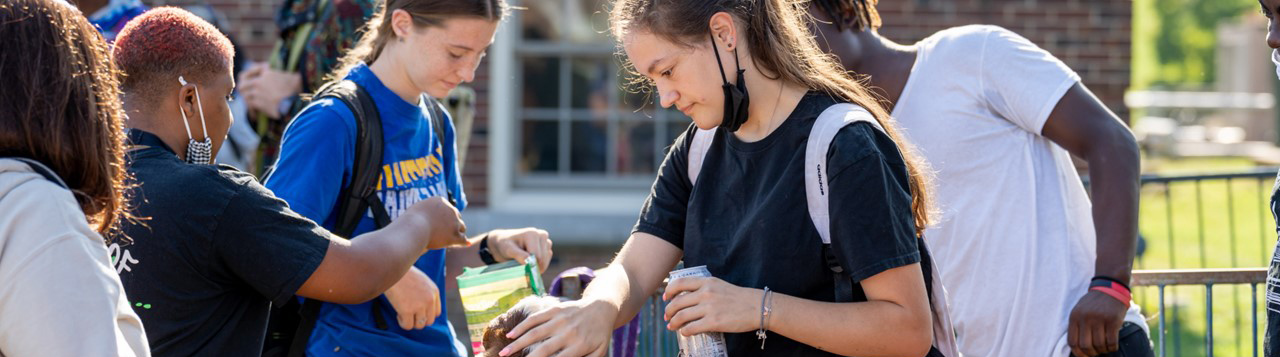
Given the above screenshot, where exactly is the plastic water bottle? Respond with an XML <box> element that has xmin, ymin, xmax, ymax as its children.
<box><xmin>668</xmin><ymin>266</ymin><xmax>729</xmax><ymax>357</ymax></box>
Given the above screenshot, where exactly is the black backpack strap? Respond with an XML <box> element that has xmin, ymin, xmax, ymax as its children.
<box><xmin>283</xmin><ymin>80</ymin><xmax>392</xmax><ymax>357</ymax></box>
<box><xmin>822</xmin><ymin>244</ymin><xmax>855</xmax><ymax>302</ymax></box>
<box><xmin>284</xmin><ymin>298</ymin><xmax>323</xmax><ymax>357</ymax></box>
<box><xmin>425</xmin><ymin>98</ymin><xmax>456</xmax><ymax>206</ymax></box>
<box><xmin>823</xmin><ymin>244</ymin><xmax>940</xmax><ymax>314</ymax></box>
<box><xmin>323</xmin><ymin>80</ymin><xmax>391</xmax><ymax>237</ymax></box>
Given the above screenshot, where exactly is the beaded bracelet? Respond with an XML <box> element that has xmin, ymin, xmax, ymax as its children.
<box><xmin>757</xmin><ymin>287</ymin><xmax>774</xmax><ymax>350</ymax></box>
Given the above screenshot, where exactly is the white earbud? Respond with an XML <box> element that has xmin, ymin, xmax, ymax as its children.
<box><xmin>178</xmin><ymin>76</ymin><xmax>188</xmax><ymax>86</ymax></box>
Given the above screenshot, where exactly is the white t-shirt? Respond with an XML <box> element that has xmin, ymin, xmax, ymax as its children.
<box><xmin>0</xmin><ymin>159</ymin><xmax>150</xmax><ymax>357</ymax></box>
<box><xmin>890</xmin><ymin>25</ymin><xmax>1145</xmax><ymax>357</ymax></box>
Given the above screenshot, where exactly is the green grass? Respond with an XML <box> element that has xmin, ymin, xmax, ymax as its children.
<box><xmin>1131</xmin><ymin>157</ymin><xmax>1275</xmax><ymax>356</ymax></box>
<box><xmin>1143</xmin><ymin>157</ymin><xmax>1261</xmax><ymax>175</ymax></box>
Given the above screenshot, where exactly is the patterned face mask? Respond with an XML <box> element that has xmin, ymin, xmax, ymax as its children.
<box><xmin>178</xmin><ymin>76</ymin><xmax>212</xmax><ymax>165</ymax></box>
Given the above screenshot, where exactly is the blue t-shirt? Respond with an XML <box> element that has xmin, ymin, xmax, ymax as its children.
<box><xmin>265</xmin><ymin>63</ymin><xmax>468</xmax><ymax>356</ymax></box>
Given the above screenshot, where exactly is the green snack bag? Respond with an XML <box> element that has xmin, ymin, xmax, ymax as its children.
<box><xmin>457</xmin><ymin>255</ymin><xmax>545</xmax><ymax>356</ymax></box>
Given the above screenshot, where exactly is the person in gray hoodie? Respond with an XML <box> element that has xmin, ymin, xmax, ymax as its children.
<box><xmin>0</xmin><ymin>0</ymin><xmax>149</xmax><ymax>355</ymax></box>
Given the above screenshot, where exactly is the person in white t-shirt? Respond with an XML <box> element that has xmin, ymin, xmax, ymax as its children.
<box><xmin>807</xmin><ymin>1</ymin><xmax>1151</xmax><ymax>357</ymax></box>
<box><xmin>0</xmin><ymin>0</ymin><xmax>150</xmax><ymax>356</ymax></box>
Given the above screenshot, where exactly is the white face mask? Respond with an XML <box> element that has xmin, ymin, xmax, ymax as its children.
<box><xmin>1272</xmin><ymin>49</ymin><xmax>1280</xmax><ymax>81</ymax></box>
<box><xmin>177</xmin><ymin>76</ymin><xmax>212</xmax><ymax>165</ymax></box>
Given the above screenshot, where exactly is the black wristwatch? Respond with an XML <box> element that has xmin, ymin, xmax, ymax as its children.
<box><xmin>478</xmin><ymin>233</ymin><xmax>498</xmax><ymax>265</ymax></box>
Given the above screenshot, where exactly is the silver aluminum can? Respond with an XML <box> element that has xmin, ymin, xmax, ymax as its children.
<box><xmin>667</xmin><ymin>266</ymin><xmax>728</xmax><ymax>357</ymax></box>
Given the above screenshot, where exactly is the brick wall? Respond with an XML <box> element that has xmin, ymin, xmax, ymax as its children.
<box><xmin>876</xmin><ymin>0</ymin><xmax>1133</xmax><ymax>121</ymax></box>
<box><xmin>147</xmin><ymin>0</ymin><xmax>278</xmax><ymax>60</ymax></box>
<box><xmin>461</xmin><ymin>61</ymin><xmax>492</xmax><ymax>207</ymax></box>
<box><xmin>145</xmin><ymin>0</ymin><xmax>1132</xmax><ymax>209</ymax></box>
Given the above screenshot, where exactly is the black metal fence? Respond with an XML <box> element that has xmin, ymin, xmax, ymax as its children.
<box><xmin>1133</xmin><ymin>268</ymin><xmax>1267</xmax><ymax>357</ymax></box>
<box><xmin>1123</xmin><ymin>168</ymin><xmax>1279</xmax><ymax>270</ymax></box>
<box><xmin>1123</xmin><ymin>168</ymin><xmax>1277</xmax><ymax>357</ymax></box>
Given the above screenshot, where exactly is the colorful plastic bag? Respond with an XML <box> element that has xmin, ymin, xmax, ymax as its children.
<box><xmin>457</xmin><ymin>255</ymin><xmax>545</xmax><ymax>356</ymax></box>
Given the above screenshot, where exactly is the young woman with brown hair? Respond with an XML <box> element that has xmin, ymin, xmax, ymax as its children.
<box><xmin>498</xmin><ymin>0</ymin><xmax>948</xmax><ymax>356</ymax></box>
<box><xmin>0</xmin><ymin>0</ymin><xmax>148</xmax><ymax>355</ymax></box>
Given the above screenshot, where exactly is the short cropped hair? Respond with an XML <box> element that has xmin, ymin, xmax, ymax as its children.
<box><xmin>112</xmin><ymin>7</ymin><xmax>234</xmax><ymax>106</ymax></box>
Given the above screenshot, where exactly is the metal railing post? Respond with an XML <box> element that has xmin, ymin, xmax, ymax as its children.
<box><xmin>1159</xmin><ymin>284</ymin><xmax>1167</xmax><ymax>357</ymax></box>
<box><xmin>1206</xmin><ymin>283</ymin><xmax>1214</xmax><ymax>357</ymax></box>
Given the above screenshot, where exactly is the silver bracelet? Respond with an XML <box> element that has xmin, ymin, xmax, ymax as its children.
<box><xmin>757</xmin><ymin>287</ymin><xmax>773</xmax><ymax>350</ymax></box>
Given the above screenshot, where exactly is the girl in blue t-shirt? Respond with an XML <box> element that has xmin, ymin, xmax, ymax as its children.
<box><xmin>264</xmin><ymin>1</ymin><xmax>554</xmax><ymax>356</ymax></box>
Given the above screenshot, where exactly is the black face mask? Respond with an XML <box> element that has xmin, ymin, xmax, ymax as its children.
<box><xmin>710</xmin><ymin>32</ymin><xmax>749</xmax><ymax>132</ymax></box>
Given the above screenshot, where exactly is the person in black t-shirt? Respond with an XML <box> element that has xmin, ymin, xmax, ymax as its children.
<box><xmin>109</xmin><ymin>8</ymin><xmax>469</xmax><ymax>356</ymax></box>
<box><xmin>498</xmin><ymin>1</ymin><xmax>944</xmax><ymax>357</ymax></box>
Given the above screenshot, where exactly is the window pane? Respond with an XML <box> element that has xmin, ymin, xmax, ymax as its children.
<box><xmin>519</xmin><ymin>120</ymin><xmax>560</xmax><ymax>174</ymax></box>
<box><xmin>617</xmin><ymin>81</ymin><xmax>656</xmax><ymax>117</ymax></box>
<box><xmin>521</xmin><ymin>0</ymin><xmax>610</xmax><ymax>43</ymax></box>
<box><xmin>666</xmin><ymin>109</ymin><xmax>690</xmax><ymax>123</ymax></box>
<box><xmin>583</xmin><ymin>0</ymin><xmax>610</xmax><ymax>43</ymax></box>
<box><xmin>664</xmin><ymin>116</ymin><xmax>689</xmax><ymax>154</ymax></box>
<box><xmin>615</xmin><ymin>121</ymin><xmax>656</xmax><ymax>175</ymax></box>
<box><xmin>570</xmin><ymin>121</ymin><xmax>607</xmax><ymax>173</ymax></box>
<box><xmin>521</xmin><ymin>57</ymin><xmax>561</xmax><ymax>109</ymax></box>
<box><xmin>570</xmin><ymin>57</ymin><xmax>612</xmax><ymax>110</ymax></box>
<box><xmin>519</xmin><ymin>0</ymin><xmax>554</xmax><ymax>41</ymax></box>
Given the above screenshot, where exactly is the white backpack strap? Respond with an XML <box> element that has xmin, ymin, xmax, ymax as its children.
<box><xmin>803</xmin><ymin>103</ymin><xmax>881</xmax><ymax>245</ymax></box>
<box><xmin>686</xmin><ymin>128</ymin><xmax>717</xmax><ymax>185</ymax></box>
<box><xmin>929</xmin><ymin>255</ymin><xmax>961</xmax><ymax>356</ymax></box>
<box><xmin>802</xmin><ymin>103</ymin><xmax>961</xmax><ymax>356</ymax></box>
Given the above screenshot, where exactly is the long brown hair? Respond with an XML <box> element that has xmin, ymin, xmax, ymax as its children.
<box><xmin>0</xmin><ymin>0</ymin><xmax>132</xmax><ymax>238</ymax></box>
<box><xmin>330</xmin><ymin>0</ymin><xmax>509</xmax><ymax>81</ymax></box>
<box><xmin>611</xmin><ymin>0</ymin><xmax>933</xmax><ymax>235</ymax></box>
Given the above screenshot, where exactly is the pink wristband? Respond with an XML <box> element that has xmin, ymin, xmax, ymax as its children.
<box><xmin>1089</xmin><ymin>284</ymin><xmax>1131</xmax><ymax>307</ymax></box>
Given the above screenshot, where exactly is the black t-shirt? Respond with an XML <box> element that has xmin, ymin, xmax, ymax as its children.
<box><xmin>117</xmin><ymin>129</ymin><xmax>330</xmax><ymax>357</ymax></box>
<box><xmin>634</xmin><ymin>93</ymin><xmax>935</xmax><ymax>356</ymax></box>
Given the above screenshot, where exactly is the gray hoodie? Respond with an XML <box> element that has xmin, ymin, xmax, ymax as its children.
<box><xmin>0</xmin><ymin>158</ymin><xmax>149</xmax><ymax>357</ymax></box>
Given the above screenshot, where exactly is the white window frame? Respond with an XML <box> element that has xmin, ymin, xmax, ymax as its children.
<box><xmin>486</xmin><ymin>1</ymin><xmax>654</xmax><ymax>217</ymax></box>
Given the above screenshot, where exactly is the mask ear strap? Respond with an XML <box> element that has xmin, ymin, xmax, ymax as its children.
<box><xmin>191</xmin><ymin>87</ymin><xmax>209</xmax><ymax>139</ymax></box>
<box><xmin>177</xmin><ymin>77</ymin><xmax>196</xmax><ymax>140</ymax></box>
<box><xmin>709</xmin><ymin>32</ymin><xmax>730</xmax><ymax>84</ymax></box>
<box><xmin>733</xmin><ymin>40</ymin><xmax>744</xmax><ymax>76</ymax></box>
